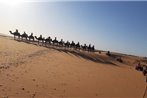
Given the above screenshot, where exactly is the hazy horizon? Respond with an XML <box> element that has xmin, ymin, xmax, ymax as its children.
<box><xmin>0</xmin><ymin>1</ymin><xmax>147</xmax><ymax>57</ymax></box>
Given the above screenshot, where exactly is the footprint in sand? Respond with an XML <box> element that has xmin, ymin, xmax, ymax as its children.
<box><xmin>60</xmin><ymin>82</ymin><xmax>67</xmax><ymax>86</ymax></box>
<box><xmin>15</xmin><ymin>77</ymin><xmax>19</xmax><ymax>79</ymax></box>
<box><xmin>36</xmin><ymin>84</ymin><xmax>39</xmax><ymax>87</ymax></box>
<box><xmin>32</xmin><ymin>79</ymin><xmax>36</xmax><ymax>81</ymax></box>
<box><xmin>3</xmin><ymin>96</ymin><xmax>8</xmax><ymax>98</ymax></box>
<box><xmin>31</xmin><ymin>92</ymin><xmax>36</xmax><ymax>98</ymax></box>
<box><xmin>1</xmin><ymin>88</ymin><xmax>5</xmax><ymax>92</ymax></box>
<box><xmin>15</xmin><ymin>92</ymin><xmax>19</xmax><ymax>95</ymax></box>
<box><xmin>21</xmin><ymin>88</ymin><xmax>25</xmax><ymax>91</ymax></box>
<box><xmin>26</xmin><ymin>91</ymin><xmax>30</xmax><ymax>94</ymax></box>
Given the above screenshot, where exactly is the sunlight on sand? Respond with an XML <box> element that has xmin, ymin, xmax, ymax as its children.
<box><xmin>0</xmin><ymin>35</ymin><xmax>147</xmax><ymax>97</ymax></box>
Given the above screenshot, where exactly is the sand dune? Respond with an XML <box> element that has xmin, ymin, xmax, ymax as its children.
<box><xmin>0</xmin><ymin>35</ymin><xmax>147</xmax><ymax>98</ymax></box>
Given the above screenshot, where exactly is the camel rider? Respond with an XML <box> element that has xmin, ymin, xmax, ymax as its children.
<box><xmin>67</xmin><ymin>41</ymin><xmax>70</xmax><ymax>44</ymax></box>
<box><xmin>16</xmin><ymin>29</ymin><xmax>18</xmax><ymax>32</ymax></box>
<box><xmin>55</xmin><ymin>37</ymin><xmax>57</xmax><ymax>41</ymax></box>
<box><xmin>89</xmin><ymin>44</ymin><xmax>91</xmax><ymax>48</ymax></box>
<box><xmin>40</xmin><ymin>35</ymin><xmax>42</xmax><ymax>38</ymax></box>
<box><xmin>24</xmin><ymin>32</ymin><xmax>26</xmax><ymax>35</ymax></box>
<box><xmin>92</xmin><ymin>45</ymin><xmax>95</xmax><ymax>50</ymax></box>
<box><xmin>61</xmin><ymin>39</ymin><xmax>63</xmax><ymax>42</ymax></box>
<box><xmin>72</xmin><ymin>41</ymin><xmax>74</xmax><ymax>44</ymax></box>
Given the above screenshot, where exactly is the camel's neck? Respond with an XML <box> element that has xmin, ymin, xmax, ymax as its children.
<box><xmin>11</xmin><ymin>31</ymin><xmax>20</xmax><ymax>35</ymax></box>
<box><xmin>35</xmin><ymin>36</ymin><xmax>38</xmax><ymax>39</ymax></box>
<box><xmin>10</xmin><ymin>31</ymin><xmax>14</xmax><ymax>35</ymax></box>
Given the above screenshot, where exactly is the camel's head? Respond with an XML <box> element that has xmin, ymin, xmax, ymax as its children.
<box><xmin>9</xmin><ymin>31</ymin><xmax>12</xmax><ymax>33</ymax></box>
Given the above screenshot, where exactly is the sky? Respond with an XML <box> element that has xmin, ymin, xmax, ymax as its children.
<box><xmin>0</xmin><ymin>1</ymin><xmax>147</xmax><ymax>57</ymax></box>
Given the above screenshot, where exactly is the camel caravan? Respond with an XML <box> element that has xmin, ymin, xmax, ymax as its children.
<box><xmin>9</xmin><ymin>29</ymin><xmax>95</xmax><ymax>52</ymax></box>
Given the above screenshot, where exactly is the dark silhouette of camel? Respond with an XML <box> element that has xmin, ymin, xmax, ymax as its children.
<box><xmin>9</xmin><ymin>29</ymin><xmax>20</xmax><ymax>39</ymax></box>
<box><xmin>28</xmin><ymin>33</ymin><xmax>34</xmax><ymax>41</ymax></box>
<box><xmin>75</xmin><ymin>42</ymin><xmax>80</xmax><ymax>50</ymax></box>
<box><xmin>81</xmin><ymin>44</ymin><xmax>88</xmax><ymax>51</ymax></box>
<box><xmin>59</xmin><ymin>39</ymin><xmax>64</xmax><ymax>47</ymax></box>
<box><xmin>52</xmin><ymin>37</ymin><xmax>58</xmax><ymax>46</ymax></box>
<box><xmin>44</xmin><ymin>36</ymin><xmax>52</xmax><ymax>46</ymax></box>
<box><xmin>70</xmin><ymin>41</ymin><xmax>76</xmax><ymax>49</ymax></box>
<box><xmin>88</xmin><ymin>44</ymin><xmax>95</xmax><ymax>52</ymax></box>
<box><xmin>65</xmin><ymin>41</ymin><xmax>70</xmax><ymax>48</ymax></box>
<box><xmin>35</xmin><ymin>35</ymin><xmax>45</xmax><ymax>45</ymax></box>
<box><xmin>21</xmin><ymin>32</ymin><xmax>28</xmax><ymax>40</ymax></box>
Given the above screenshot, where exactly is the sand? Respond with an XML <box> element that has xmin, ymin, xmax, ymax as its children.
<box><xmin>0</xmin><ymin>35</ymin><xmax>147</xmax><ymax>98</ymax></box>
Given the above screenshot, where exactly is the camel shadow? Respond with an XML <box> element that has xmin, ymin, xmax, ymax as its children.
<box><xmin>52</xmin><ymin>48</ymin><xmax>119</xmax><ymax>67</ymax></box>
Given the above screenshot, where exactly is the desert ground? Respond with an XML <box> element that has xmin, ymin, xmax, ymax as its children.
<box><xmin>0</xmin><ymin>34</ymin><xmax>147</xmax><ymax>98</ymax></box>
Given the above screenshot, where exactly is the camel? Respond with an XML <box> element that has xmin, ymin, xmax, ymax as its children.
<box><xmin>65</xmin><ymin>41</ymin><xmax>70</xmax><ymax>48</ymax></box>
<box><xmin>88</xmin><ymin>44</ymin><xmax>95</xmax><ymax>52</ymax></box>
<box><xmin>58</xmin><ymin>39</ymin><xmax>64</xmax><ymax>47</ymax></box>
<box><xmin>75</xmin><ymin>42</ymin><xmax>80</xmax><ymax>50</ymax></box>
<box><xmin>9</xmin><ymin>29</ymin><xmax>20</xmax><ymax>39</ymax></box>
<box><xmin>88</xmin><ymin>44</ymin><xmax>92</xmax><ymax>52</ymax></box>
<box><xmin>35</xmin><ymin>35</ymin><xmax>45</xmax><ymax>45</ymax></box>
<box><xmin>52</xmin><ymin>37</ymin><xmax>58</xmax><ymax>46</ymax></box>
<box><xmin>81</xmin><ymin>44</ymin><xmax>88</xmax><ymax>51</ymax></box>
<box><xmin>28</xmin><ymin>33</ymin><xmax>34</xmax><ymax>41</ymax></box>
<box><xmin>70</xmin><ymin>41</ymin><xmax>76</xmax><ymax>49</ymax></box>
<box><xmin>44</xmin><ymin>36</ymin><xmax>52</xmax><ymax>46</ymax></box>
<box><xmin>21</xmin><ymin>32</ymin><xmax>28</xmax><ymax>40</ymax></box>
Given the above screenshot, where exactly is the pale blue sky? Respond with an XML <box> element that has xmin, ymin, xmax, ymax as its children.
<box><xmin>0</xmin><ymin>1</ymin><xmax>147</xmax><ymax>56</ymax></box>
